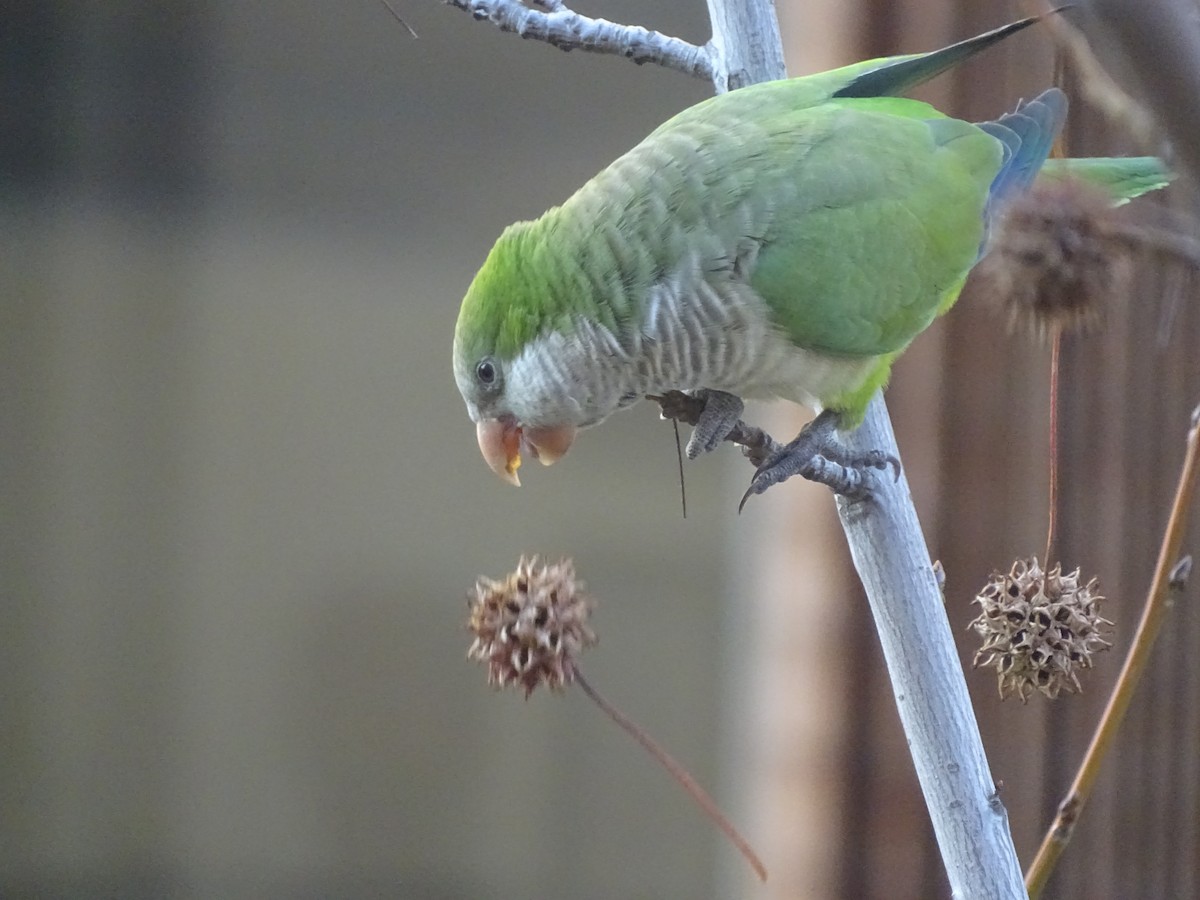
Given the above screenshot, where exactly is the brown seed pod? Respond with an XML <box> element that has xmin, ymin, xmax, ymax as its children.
<box><xmin>975</xmin><ymin>179</ymin><xmax>1132</xmax><ymax>337</ymax></box>
<box><xmin>970</xmin><ymin>557</ymin><xmax>1112</xmax><ymax>702</ymax></box>
<box><xmin>467</xmin><ymin>555</ymin><xmax>596</xmax><ymax>697</ymax></box>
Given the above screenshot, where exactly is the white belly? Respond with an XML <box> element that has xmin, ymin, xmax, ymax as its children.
<box><xmin>636</xmin><ymin>273</ymin><xmax>879</xmax><ymax>411</ymax></box>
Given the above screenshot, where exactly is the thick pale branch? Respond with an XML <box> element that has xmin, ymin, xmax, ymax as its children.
<box><xmin>837</xmin><ymin>396</ymin><xmax>1028</xmax><ymax>899</ymax></box>
<box><xmin>443</xmin><ymin>0</ymin><xmax>714</xmax><ymax>81</ymax></box>
<box><xmin>657</xmin><ymin>393</ymin><xmax>1027</xmax><ymax>899</ymax></box>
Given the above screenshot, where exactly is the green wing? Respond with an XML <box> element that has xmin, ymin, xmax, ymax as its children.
<box><xmin>545</xmin><ymin>90</ymin><xmax>1001</xmax><ymax>361</ymax></box>
<box><xmin>652</xmin><ymin>13</ymin><xmax>1045</xmax><ymax>132</ymax></box>
<box><xmin>747</xmin><ymin>98</ymin><xmax>1001</xmax><ymax>357</ymax></box>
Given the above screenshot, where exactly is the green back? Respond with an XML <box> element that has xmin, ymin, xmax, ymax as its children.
<box><xmin>454</xmin><ymin>16</ymin><xmax>1051</xmax><ymax>365</ymax></box>
<box><xmin>646</xmin><ymin>87</ymin><xmax>1003</xmax><ymax>356</ymax></box>
<box><xmin>456</xmin><ymin>85</ymin><xmax>1003</xmax><ymax>365</ymax></box>
<box><xmin>745</xmin><ymin>97</ymin><xmax>1000</xmax><ymax>355</ymax></box>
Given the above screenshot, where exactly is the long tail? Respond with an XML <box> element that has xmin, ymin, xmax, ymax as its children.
<box><xmin>976</xmin><ymin>88</ymin><xmax>1172</xmax><ymax>211</ymax></box>
<box><xmin>1038</xmin><ymin>156</ymin><xmax>1174</xmax><ymax>204</ymax></box>
<box><xmin>972</xmin><ymin>89</ymin><xmax>1173</xmax><ymax>257</ymax></box>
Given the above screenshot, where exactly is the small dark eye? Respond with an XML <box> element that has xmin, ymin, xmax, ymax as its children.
<box><xmin>476</xmin><ymin>359</ymin><xmax>496</xmax><ymax>385</ymax></box>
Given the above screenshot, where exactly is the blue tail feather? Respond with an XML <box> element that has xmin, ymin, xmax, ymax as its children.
<box><xmin>976</xmin><ymin>88</ymin><xmax>1068</xmax><ymax>255</ymax></box>
<box><xmin>982</xmin><ymin>88</ymin><xmax>1068</xmax><ymax>212</ymax></box>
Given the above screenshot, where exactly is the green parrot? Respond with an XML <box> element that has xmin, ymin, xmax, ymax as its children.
<box><xmin>452</xmin><ymin>15</ymin><xmax>1170</xmax><ymax>503</ymax></box>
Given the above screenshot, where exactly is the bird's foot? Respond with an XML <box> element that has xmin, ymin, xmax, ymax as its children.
<box><xmin>654</xmin><ymin>389</ymin><xmax>782</xmax><ymax>469</ymax></box>
<box><xmin>738</xmin><ymin>409</ymin><xmax>900</xmax><ymax>511</ymax></box>
<box><xmin>684</xmin><ymin>389</ymin><xmax>744</xmax><ymax>458</ymax></box>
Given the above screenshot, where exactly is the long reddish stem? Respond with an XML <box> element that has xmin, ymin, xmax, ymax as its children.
<box><xmin>571</xmin><ymin>667</ymin><xmax>767</xmax><ymax>882</ymax></box>
<box><xmin>1026</xmin><ymin>408</ymin><xmax>1200</xmax><ymax>897</ymax></box>
<box><xmin>1045</xmin><ymin>332</ymin><xmax>1062</xmax><ymax>564</ymax></box>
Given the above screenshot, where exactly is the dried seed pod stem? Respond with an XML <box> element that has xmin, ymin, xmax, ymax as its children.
<box><xmin>572</xmin><ymin>668</ymin><xmax>767</xmax><ymax>883</ymax></box>
<box><xmin>466</xmin><ymin>557</ymin><xmax>766</xmax><ymax>882</ymax></box>
<box><xmin>1045</xmin><ymin>331</ymin><xmax>1062</xmax><ymax>564</ymax></box>
<box><xmin>1025</xmin><ymin>406</ymin><xmax>1200</xmax><ymax>899</ymax></box>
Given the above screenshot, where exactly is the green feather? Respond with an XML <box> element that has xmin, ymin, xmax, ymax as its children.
<box><xmin>1037</xmin><ymin>156</ymin><xmax>1174</xmax><ymax>204</ymax></box>
<box><xmin>749</xmin><ymin>98</ymin><xmax>1001</xmax><ymax>358</ymax></box>
<box><xmin>831</xmin><ymin>13</ymin><xmax>1047</xmax><ymax>99</ymax></box>
<box><xmin>454</xmin><ymin>13</ymin><xmax>1172</xmax><ymax>436</ymax></box>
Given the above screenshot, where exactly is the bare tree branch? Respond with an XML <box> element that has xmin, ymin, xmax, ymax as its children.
<box><xmin>448</xmin><ymin>0</ymin><xmax>1027</xmax><ymax>892</ymax></box>
<box><xmin>655</xmin><ymin>394</ymin><xmax>1027</xmax><ymax>898</ymax></box>
<box><xmin>1032</xmin><ymin>4</ymin><xmax>1157</xmax><ymax>143</ymax></box>
<box><xmin>442</xmin><ymin>0</ymin><xmax>714</xmax><ymax>81</ymax></box>
<box><xmin>703</xmin><ymin>0</ymin><xmax>787</xmax><ymax>91</ymax></box>
<box><xmin>835</xmin><ymin>397</ymin><xmax>1028</xmax><ymax>899</ymax></box>
<box><xmin>1025</xmin><ymin>408</ymin><xmax>1200</xmax><ymax>897</ymax></box>
<box><xmin>700</xmin><ymin>2</ymin><xmax>1026</xmax><ymax>892</ymax></box>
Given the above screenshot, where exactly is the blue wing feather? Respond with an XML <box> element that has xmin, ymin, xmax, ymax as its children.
<box><xmin>976</xmin><ymin>87</ymin><xmax>1068</xmax><ymax>252</ymax></box>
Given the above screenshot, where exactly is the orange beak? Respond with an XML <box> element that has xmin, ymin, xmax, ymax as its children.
<box><xmin>476</xmin><ymin>419</ymin><xmax>578</xmax><ymax>486</ymax></box>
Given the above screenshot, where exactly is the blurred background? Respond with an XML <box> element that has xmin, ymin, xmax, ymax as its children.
<box><xmin>3</xmin><ymin>1</ymin><xmax>1198</xmax><ymax>898</ymax></box>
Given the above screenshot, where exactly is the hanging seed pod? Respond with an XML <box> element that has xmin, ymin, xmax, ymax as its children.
<box><xmin>975</xmin><ymin>179</ymin><xmax>1131</xmax><ymax>337</ymax></box>
<box><xmin>467</xmin><ymin>555</ymin><xmax>596</xmax><ymax>697</ymax></box>
<box><xmin>970</xmin><ymin>557</ymin><xmax>1112</xmax><ymax>702</ymax></box>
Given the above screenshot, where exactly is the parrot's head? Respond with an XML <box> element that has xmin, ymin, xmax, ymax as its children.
<box><xmin>453</xmin><ymin>222</ymin><xmax>606</xmax><ymax>486</ymax></box>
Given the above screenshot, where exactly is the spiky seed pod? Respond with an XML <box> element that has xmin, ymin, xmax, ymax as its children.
<box><xmin>975</xmin><ymin>179</ymin><xmax>1132</xmax><ymax>337</ymax></box>
<box><xmin>970</xmin><ymin>557</ymin><xmax>1112</xmax><ymax>702</ymax></box>
<box><xmin>467</xmin><ymin>555</ymin><xmax>596</xmax><ymax>697</ymax></box>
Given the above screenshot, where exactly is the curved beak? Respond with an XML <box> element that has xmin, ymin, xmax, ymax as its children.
<box><xmin>524</xmin><ymin>424</ymin><xmax>578</xmax><ymax>467</ymax></box>
<box><xmin>475</xmin><ymin>419</ymin><xmax>578</xmax><ymax>486</ymax></box>
<box><xmin>477</xmin><ymin>418</ymin><xmax>524</xmax><ymax>486</ymax></box>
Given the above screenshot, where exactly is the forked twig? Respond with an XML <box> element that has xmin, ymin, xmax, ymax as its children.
<box><xmin>1025</xmin><ymin>405</ymin><xmax>1200</xmax><ymax>898</ymax></box>
<box><xmin>442</xmin><ymin>0</ymin><xmax>713</xmax><ymax>81</ymax></box>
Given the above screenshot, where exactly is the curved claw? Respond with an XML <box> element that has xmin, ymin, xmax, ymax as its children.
<box><xmin>735</xmin><ymin>408</ymin><xmax>903</xmax><ymax>510</ymax></box>
<box><xmin>859</xmin><ymin>449</ymin><xmax>902</xmax><ymax>481</ymax></box>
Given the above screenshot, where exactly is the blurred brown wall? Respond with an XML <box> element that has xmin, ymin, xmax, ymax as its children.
<box><xmin>4</xmin><ymin>2</ymin><xmax>1198</xmax><ymax>899</ymax></box>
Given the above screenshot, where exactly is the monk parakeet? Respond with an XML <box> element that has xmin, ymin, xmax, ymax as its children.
<box><xmin>452</xmin><ymin>15</ymin><xmax>1170</xmax><ymax>504</ymax></box>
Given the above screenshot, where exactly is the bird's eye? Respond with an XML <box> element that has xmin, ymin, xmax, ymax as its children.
<box><xmin>476</xmin><ymin>359</ymin><xmax>496</xmax><ymax>385</ymax></box>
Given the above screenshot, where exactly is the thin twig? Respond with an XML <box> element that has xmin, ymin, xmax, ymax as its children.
<box><xmin>381</xmin><ymin>0</ymin><xmax>420</xmax><ymax>38</ymax></box>
<box><xmin>441</xmin><ymin>0</ymin><xmax>714</xmax><ymax>81</ymax></box>
<box><xmin>671</xmin><ymin>417</ymin><xmax>687</xmax><ymax>519</ymax></box>
<box><xmin>571</xmin><ymin>667</ymin><xmax>767</xmax><ymax>882</ymax></box>
<box><xmin>1108</xmin><ymin>220</ymin><xmax>1200</xmax><ymax>271</ymax></box>
<box><xmin>1025</xmin><ymin>404</ymin><xmax>1200</xmax><ymax>898</ymax></box>
<box><xmin>1083</xmin><ymin>0</ymin><xmax>1200</xmax><ymax>186</ymax></box>
<box><xmin>1045</xmin><ymin>332</ymin><xmax>1062</xmax><ymax>564</ymax></box>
